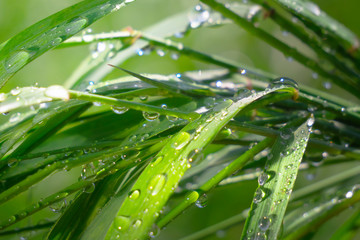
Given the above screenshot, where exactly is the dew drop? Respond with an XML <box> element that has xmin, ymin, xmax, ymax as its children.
<box><xmin>258</xmin><ymin>216</ymin><xmax>271</xmax><ymax>231</ymax></box>
<box><xmin>45</xmin><ymin>85</ymin><xmax>69</xmax><ymax>100</ymax></box>
<box><xmin>49</xmin><ymin>199</ymin><xmax>67</xmax><ymax>213</ymax></box>
<box><xmin>139</xmin><ymin>96</ymin><xmax>148</xmax><ymax>101</ymax></box>
<box><xmin>8</xmin><ymin>215</ymin><xmax>16</xmax><ymax>223</ymax></box>
<box><xmin>305</xmin><ymin>2</ymin><xmax>321</xmax><ymax>16</ymax></box>
<box><xmin>115</xmin><ymin>215</ymin><xmax>131</xmax><ymax>232</ymax></box>
<box><xmin>148</xmin><ymin>174</ymin><xmax>167</xmax><ymax>196</ymax></box>
<box><xmin>0</xmin><ymin>93</ymin><xmax>6</xmax><ymax>102</ymax></box>
<box><xmin>171</xmin><ymin>53</ymin><xmax>180</xmax><ymax>60</ymax></box>
<box><xmin>112</xmin><ymin>106</ymin><xmax>129</xmax><ymax>114</ymax></box>
<box><xmin>150</xmin><ymin>156</ymin><xmax>163</xmax><ymax>167</ymax></box>
<box><xmin>312</xmin><ymin>72</ymin><xmax>319</xmax><ymax>79</ymax></box>
<box><xmin>323</xmin><ymin>81</ymin><xmax>332</xmax><ymax>89</ymax></box>
<box><xmin>83</xmin><ymin>183</ymin><xmax>95</xmax><ymax>193</ymax></box>
<box><xmin>132</xmin><ymin>219</ymin><xmax>142</xmax><ymax>228</ymax></box>
<box><xmin>143</xmin><ymin>111</ymin><xmax>160</xmax><ymax>121</ymax></box>
<box><xmin>171</xmin><ymin>132</ymin><xmax>191</xmax><ymax>150</ymax></box>
<box><xmin>51</xmin><ymin>37</ymin><xmax>62</xmax><ymax>46</ymax></box>
<box><xmin>148</xmin><ymin>224</ymin><xmax>160</xmax><ymax>238</ymax></box>
<box><xmin>5</xmin><ymin>50</ymin><xmax>31</xmax><ymax>73</ymax></box>
<box><xmin>156</xmin><ymin>49</ymin><xmax>166</xmax><ymax>57</ymax></box>
<box><xmin>254</xmin><ymin>231</ymin><xmax>267</xmax><ymax>240</ymax></box>
<box><xmin>7</xmin><ymin>158</ymin><xmax>18</xmax><ymax>168</ymax></box>
<box><xmin>195</xmin><ymin>194</ymin><xmax>208</xmax><ymax>208</ymax></box>
<box><xmin>307</xmin><ymin>116</ymin><xmax>315</xmax><ymax>127</ymax></box>
<box><xmin>93</xmin><ymin>102</ymin><xmax>102</xmax><ymax>107</ymax></box>
<box><xmin>189</xmin><ymin>4</ymin><xmax>210</xmax><ymax>28</ymax></box>
<box><xmin>187</xmin><ymin>149</ymin><xmax>203</xmax><ymax>163</ymax></box>
<box><xmin>128</xmin><ymin>189</ymin><xmax>141</xmax><ymax>200</ymax></box>
<box><xmin>280</xmin><ymin>128</ymin><xmax>292</xmax><ymax>140</ymax></box>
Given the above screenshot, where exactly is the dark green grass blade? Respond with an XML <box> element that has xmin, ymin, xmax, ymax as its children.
<box><xmin>0</xmin><ymin>0</ymin><xmax>134</xmax><ymax>89</ymax></box>
<box><xmin>104</xmin><ymin>85</ymin><xmax>296</xmax><ymax>239</ymax></box>
<box><xmin>241</xmin><ymin>118</ymin><xmax>312</xmax><ymax>240</ymax></box>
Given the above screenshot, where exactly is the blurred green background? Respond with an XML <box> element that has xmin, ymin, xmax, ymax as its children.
<box><xmin>0</xmin><ymin>0</ymin><xmax>359</xmax><ymax>239</ymax></box>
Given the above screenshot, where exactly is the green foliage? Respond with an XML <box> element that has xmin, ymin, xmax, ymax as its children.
<box><xmin>0</xmin><ymin>0</ymin><xmax>360</xmax><ymax>239</ymax></box>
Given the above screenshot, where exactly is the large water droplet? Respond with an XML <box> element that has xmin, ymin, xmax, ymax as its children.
<box><xmin>253</xmin><ymin>188</ymin><xmax>265</xmax><ymax>204</ymax></box>
<box><xmin>5</xmin><ymin>50</ymin><xmax>31</xmax><ymax>73</ymax></box>
<box><xmin>115</xmin><ymin>215</ymin><xmax>131</xmax><ymax>232</ymax></box>
<box><xmin>268</xmin><ymin>77</ymin><xmax>298</xmax><ymax>90</ymax></box>
<box><xmin>9</xmin><ymin>112</ymin><xmax>21</xmax><ymax>123</ymax></box>
<box><xmin>45</xmin><ymin>85</ymin><xmax>69</xmax><ymax>100</ymax></box>
<box><xmin>171</xmin><ymin>132</ymin><xmax>191</xmax><ymax>150</ymax></box>
<box><xmin>143</xmin><ymin>111</ymin><xmax>160</xmax><ymax>121</ymax></box>
<box><xmin>258</xmin><ymin>216</ymin><xmax>271</xmax><ymax>231</ymax></box>
<box><xmin>195</xmin><ymin>193</ymin><xmax>208</xmax><ymax>208</ymax></box>
<box><xmin>128</xmin><ymin>189</ymin><xmax>141</xmax><ymax>200</ymax></box>
<box><xmin>148</xmin><ymin>174</ymin><xmax>167</xmax><ymax>196</ymax></box>
<box><xmin>148</xmin><ymin>224</ymin><xmax>160</xmax><ymax>238</ymax></box>
<box><xmin>258</xmin><ymin>173</ymin><xmax>269</xmax><ymax>186</ymax></box>
<box><xmin>132</xmin><ymin>219</ymin><xmax>142</xmax><ymax>228</ymax></box>
<box><xmin>112</xmin><ymin>106</ymin><xmax>129</xmax><ymax>114</ymax></box>
<box><xmin>150</xmin><ymin>156</ymin><xmax>163</xmax><ymax>167</ymax></box>
<box><xmin>64</xmin><ymin>16</ymin><xmax>88</xmax><ymax>35</ymax></box>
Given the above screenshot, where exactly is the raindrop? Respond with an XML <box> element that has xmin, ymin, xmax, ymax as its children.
<box><xmin>128</xmin><ymin>189</ymin><xmax>141</xmax><ymax>200</ymax></box>
<box><xmin>187</xmin><ymin>149</ymin><xmax>203</xmax><ymax>163</ymax></box>
<box><xmin>189</xmin><ymin>4</ymin><xmax>210</xmax><ymax>28</ymax></box>
<box><xmin>5</xmin><ymin>50</ymin><xmax>31</xmax><ymax>73</ymax></box>
<box><xmin>171</xmin><ymin>53</ymin><xmax>180</xmax><ymax>60</ymax></box>
<box><xmin>195</xmin><ymin>194</ymin><xmax>208</xmax><ymax>208</ymax></box>
<box><xmin>83</xmin><ymin>183</ymin><xmax>95</xmax><ymax>193</ymax></box>
<box><xmin>65</xmin><ymin>16</ymin><xmax>87</xmax><ymax>35</ymax></box>
<box><xmin>216</xmin><ymin>81</ymin><xmax>222</xmax><ymax>88</ymax></box>
<box><xmin>139</xmin><ymin>96</ymin><xmax>148</xmax><ymax>101</ymax></box>
<box><xmin>11</xmin><ymin>87</ymin><xmax>21</xmax><ymax>96</ymax></box>
<box><xmin>148</xmin><ymin>224</ymin><xmax>160</xmax><ymax>238</ymax></box>
<box><xmin>156</xmin><ymin>49</ymin><xmax>166</xmax><ymax>57</ymax></box>
<box><xmin>280</xmin><ymin>128</ymin><xmax>292</xmax><ymax>140</ymax></box>
<box><xmin>51</xmin><ymin>37</ymin><xmax>62</xmax><ymax>46</ymax></box>
<box><xmin>305</xmin><ymin>2</ymin><xmax>321</xmax><ymax>16</ymax></box>
<box><xmin>93</xmin><ymin>102</ymin><xmax>102</xmax><ymax>107</ymax></box>
<box><xmin>174</xmin><ymin>32</ymin><xmax>184</xmax><ymax>38</ymax></box>
<box><xmin>254</xmin><ymin>231</ymin><xmax>267</xmax><ymax>240</ymax></box>
<box><xmin>0</xmin><ymin>93</ymin><xmax>6</xmax><ymax>102</ymax></box>
<box><xmin>49</xmin><ymin>199</ymin><xmax>67</xmax><ymax>213</ymax></box>
<box><xmin>323</xmin><ymin>81</ymin><xmax>332</xmax><ymax>89</ymax></box>
<box><xmin>148</xmin><ymin>174</ymin><xmax>167</xmax><ymax>196</ymax></box>
<box><xmin>115</xmin><ymin>215</ymin><xmax>131</xmax><ymax>232</ymax></box>
<box><xmin>312</xmin><ymin>72</ymin><xmax>319</xmax><ymax>79</ymax></box>
<box><xmin>258</xmin><ymin>216</ymin><xmax>271</xmax><ymax>231</ymax></box>
<box><xmin>258</xmin><ymin>173</ymin><xmax>269</xmax><ymax>186</ymax></box>
<box><xmin>82</xmin><ymin>29</ymin><xmax>94</xmax><ymax>42</ymax></box>
<box><xmin>112</xmin><ymin>106</ymin><xmax>129</xmax><ymax>114</ymax></box>
<box><xmin>143</xmin><ymin>111</ymin><xmax>160</xmax><ymax>121</ymax></box>
<box><xmin>171</xmin><ymin>132</ymin><xmax>191</xmax><ymax>150</ymax></box>
<box><xmin>150</xmin><ymin>156</ymin><xmax>163</xmax><ymax>167</ymax></box>
<box><xmin>307</xmin><ymin>116</ymin><xmax>315</xmax><ymax>127</ymax></box>
<box><xmin>132</xmin><ymin>219</ymin><xmax>142</xmax><ymax>228</ymax></box>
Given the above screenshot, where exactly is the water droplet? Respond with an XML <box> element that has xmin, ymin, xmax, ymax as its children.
<box><xmin>150</xmin><ymin>156</ymin><xmax>163</xmax><ymax>167</ymax></box>
<box><xmin>148</xmin><ymin>224</ymin><xmax>160</xmax><ymax>238</ymax></box>
<box><xmin>5</xmin><ymin>50</ymin><xmax>31</xmax><ymax>73</ymax></box>
<box><xmin>83</xmin><ymin>182</ymin><xmax>95</xmax><ymax>193</ymax></box>
<box><xmin>171</xmin><ymin>53</ymin><xmax>180</xmax><ymax>60</ymax></box>
<box><xmin>132</xmin><ymin>219</ymin><xmax>142</xmax><ymax>228</ymax></box>
<box><xmin>65</xmin><ymin>16</ymin><xmax>88</xmax><ymax>35</ymax></box>
<box><xmin>254</xmin><ymin>231</ymin><xmax>267</xmax><ymax>240</ymax></box>
<box><xmin>7</xmin><ymin>158</ymin><xmax>18</xmax><ymax>168</ymax></box>
<box><xmin>93</xmin><ymin>102</ymin><xmax>102</xmax><ymax>107</ymax></box>
<box><xmin>171</xmin><ymin>132</ymin><xmax>191</xmax><ymax>150</ymax></box>
<box><xmin>49</xmin><ymin>199</ymin><xmax>67</xmax><ymax>213</ymax></box>
<box><xmin>307</xmin><ymin>116</ymin><xmax>315</xmax><ymax>127</ymax></box>
<box><xmin>112</xmin><ymin>106</ymin><xmax>129</xmax><ymax>114</ymax></box>
<box><xmin>115</xmin><ymin>215</ymin><xmax>131</xmax><ymax>232</ymax></box>
<box><xmin>51</xmin><ymin>37</ymin><xmax>62</xmax><ymax>46</ymax></box>
<box><xmin>174</xmin><ymin>32</ymin><xmax>184</xmax><ymax>38</ymax></box>
<box><xmin>268</xmin><ymin>77</ymin><xmax>298</xmax><ymax>90</ymax></box>
<box><xmin>9</xmin><ymin>112</ymin><xmax>21</xmax><ymax>122</ymax></box>
<box><xmin>143</xmin><ymin>111</ymin><xmax>160</xmax><ymax>121</ymax></box>
<box><xmin>156</xmin><ymin>49</ymin><xmax>166</xmax><ymax>57</ymax></box>
<box><xmin>0</xmin><ymin>93</ymin><xmax>6</xmax><ymax>102</ymax></box>
<box><xmin>189</xmin><ymin>4</ymin><xmax>210</xmax><ymax>28</ymax></box>
<box><xmin>253</xmin><ymin>188</ymin><xmax>265</xmax><ymax>204</ymax></box>
<box><xmin>258</xmin><ymin>173</ymin><xmax>269</xmax><ymax>186</ymax></box>
<box><xmin>45</xmin><ymin>85</ymin><xmax>69</xmax><ymax>100</ymax></box>
<box><xmin>305</xmin><ymin>2</ymin><xmax>321</xmax><ymax>16</ymax></box>
<box><xmin>148</xmin><ymin>174</ymin><xmax>167</xmax><ymax>196</ymax></box>
<box><xmin>128</xmin><ymin>189</ymin><xmax>140</xmax><ymax>200</ymax></box>
<box><xmin>258</xmin><ymin>216</ymin><xmax>271</xmax><ymax>231</ymax></box>
<box><xmin>216</xmin><ymin>81</ymin><xmax>222</xmax><ymax>87</ymax></box>
<box><xmin>323</xmin><ymin>81</ymin><xmax>332</xmax><ymax>89</ymax></box>
<box><xmin>8</xmin><ymin>215</ymin><xmax>16</xmax><ymax>223</ymax></box>
<box><xmin>312</xmin><ymin>72</ymin><xmax>319</xmax><ymax>79</ymax></box>
<box><xmin>195</xmin><ymin>194</ymin><xmax>208</xmax><ymax>208</ymax></box>
<box><xmin>139</xmin><ymin>96</ymin><xmax>148</xmax><ymax>101</ymax></box>
<box><xmin>235</xmin><ymin>88</ymin><xmax>251</xmax><ymax>99</ymax></box>
<box><xmin>187</xmin><ymin>149</ymin><xmax>203</xmax><ymax>164</ymax></box>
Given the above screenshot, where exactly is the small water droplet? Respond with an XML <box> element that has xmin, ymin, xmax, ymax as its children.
<box><xmin>112</xmin><ymin>106</ymin><xmax>129</xmax><ymax>114</ymax></box>
<box><xmin>5</xmin><ymin>50</ymin><xmax>31</xmax><ymax>73</ymax></box>
<box><xmin>216</xmin><ymin>81</ymin><xmax>222</xmax><ymax>88</ymax></box>
<box><xmin>148</xmin><ymin>224</ymin><xmax>160</xmax><ymax>238</ymax></box>
<box><xmin>139</xmin><ymin>96</ymin><xmax>148</xmax><ymax>101</ymax></box>
<box><xmin>7</xmin><ymin>158</ymin><xmax>18</xmax><ymax>168</ymax></box>
<box><xmin>171</xmin><ymin>52</ymin><xmax>180</xmax><ymax>60</ymax></box>
<box><xmin>280</xmin><ymin>128</ymin><xmax>292</xmax><ymax>140</ymax></box>
<box><xmin>93</xmin><ymin>102</ymin><xmax>102</xmax><ymax>107</ymax></box>
<box><xmin>305</xmin><ymin>2</ymin><xmax>321</xmax><ymax>16</ymax></box>
<box><xmin>195</xmin><ymin>193</ymin><xmax>208</xmax><ymax>208</ymax></box>
<box><xmin>83</xmin><ymin>182</ymin><xmax>95</xmax><ymax>193</ymax></box>
<box><xmin>11</xmin><ymin>87</ymin><xmax>21</xmax><ymax>96</ymax></box>
<box><xmin>312</xmin><ymin>72</ymin><xmax>319</xmax><ymax>79</ymax></box>
<box><xmin>268</xmin><ymin>77</ymin><xmax>298</xmax><ymax>90</ymax></box>
<box><xmin>128</xmin><ymin>189</ymin><xmax>141</xmax><ymax>200</ymax></box>
<box><xmin>132</xmin><ymin>219</ymin><xmax>142</xmax><ymax>228</ymax></box>
<box><xmin>307</xmin><ymin>116</ymin><xmax>315</xmax><ymax>127</ymax></box>
<box><xmin>150</xmin><ymin>156</ymin><xmax>163</xmax><ymax>167</ymax></box>
<box><xmin>65</xmin><ymin>16</ymin><xmax>88</xmax><ymax>35</ymax></box>
<box><xmin>148</xmin><ymin>174</ymin><xmax>167</xmax><ymax>196</ymax></box>
<box><xmin>49</xmin><ymin>199</ymin><xmax>67</xmax><ymax>213</ymax></box>
<box><xmin>0</xmin><ymin>93</ymin><xmax>6</xmax><ymax>102</ymax></box>
<box><xmin>189</xmin><ymin>4</ymin><xmax>210</xmax><ymax>28</ymax></box>
<box><xmin>323</xmin><ymin>81</ymin><xmax>332</xmax><ymax>89</ymax></box>
<box><xmin>143</xmin><ymin>111</ymin><xmax>160</xmax><ymax>121</ymax></box>
<box><xmin>156</xmin><ymin>49</ymin><xmax>166</xmax><ymax>57</ymax></box>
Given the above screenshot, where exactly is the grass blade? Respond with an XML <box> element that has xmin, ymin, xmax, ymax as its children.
<box><xmin>241</xmin><ymin>118</ymin><xmax>312</xmax><ymax>240</ymax></box>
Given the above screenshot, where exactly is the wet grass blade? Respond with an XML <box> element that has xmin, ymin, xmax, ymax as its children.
<box><xmin>0</xmin><ymin>0</ymin><xmax>134</xmax><ymax>89</ymax></box>
<box><xmin>104</xmin><ymin>85</ymin><xmax>296</xmax><ymax>239</ymax></box>
<box><xmin>241</xmin><ymin>118</ymin><xmax>312</xmax><ymax>240</ymax></box>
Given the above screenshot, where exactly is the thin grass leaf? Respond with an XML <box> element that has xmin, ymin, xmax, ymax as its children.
<box><xmin>0</xmin><ymin>0</ymin><xmax>135</xmax><ymax>88</ymax></box>
<box><xmin>330</xmin><ymin>207</ymin><xmax>360</xmax><ymax>240</ymax></box>
<box><xmin>241</xmin><ymin>118</ymin><xmax>312</xmax><ymax>240</ymax></box>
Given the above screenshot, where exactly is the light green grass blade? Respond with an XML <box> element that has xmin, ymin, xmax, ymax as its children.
<box><xmin>0</xmin><ymin>0</ymin><xmax>134</xmax><ymax>89</ymax></box>
<box><xmin>104</xmin><ymin>84</ymin><xmax>296</xmax><ymax>239</ymax></box>
<box><xmin>241</xmin><ymin>118</ymin><xmax>312</xmax><ymax>240</ymax></box>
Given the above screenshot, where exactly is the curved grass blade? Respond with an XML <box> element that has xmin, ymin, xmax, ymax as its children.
<box><xmin>104</xmin><ymin>85</ymin><xmax>296</xmax><ymax>239</ymax></box>
<box><xmin>0</xmin><ymin>0</ymin><xmax>134</xmax><ymax>89</ymax></box>
<box><xmin>241</xmin><ymin>118</ymin><xmax>312</xmax><ymax>240</ymax></box>
<box><xmin>330</xmin><ymin>207</ymin><xmax>360</xmax><ymax>240</ymax></box>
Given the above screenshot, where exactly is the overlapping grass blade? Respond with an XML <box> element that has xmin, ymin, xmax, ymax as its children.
<box><xmin>241</xmin><ymin>118</ymin><xmax>311</xmax><ymax>240</ymax></box>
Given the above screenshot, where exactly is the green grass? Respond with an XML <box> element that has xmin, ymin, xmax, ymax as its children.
<box><xmin>0</xmin><ymin>0</ymin><xmax>360</xmax><ymax>239</ymax></box>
